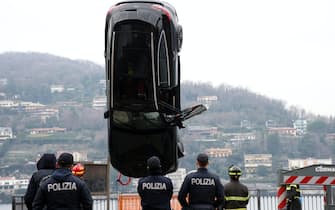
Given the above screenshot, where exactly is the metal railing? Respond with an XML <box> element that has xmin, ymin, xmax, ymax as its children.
<box><xmin>11</xmin><ymin>194</ymin><xmax>119</xmax><ymax>210</ymax></box>
<box><xmin>11</xmin><ymin>189</ymin><xmax>326</xmax><ymax>210</ymax></box>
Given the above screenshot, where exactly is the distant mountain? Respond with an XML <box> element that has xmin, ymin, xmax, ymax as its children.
<box><xmin>0</xmin><ymin>52</ymin><xmax>104</xmax><ymax>83</ymax></box>
<box><xmin>0</xmin><ymin>52</ymin><xmax>105</xmax><ymax>103</ymax></box>
<box><xmin>0</xmin><ymin>52</ymin><xmax>311</xmax><ymax>126</ymax></box>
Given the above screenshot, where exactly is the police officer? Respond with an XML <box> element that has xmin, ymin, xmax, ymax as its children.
<box><xmin>178</xmin><ymin>153</ymin><xmax>224</xmax><ymax>210</ymax></box>
<box><xmin>222</xmin><ymin>166</ymin><xmax>249</xmax><ymax>210</ymax></box>
<box><xmin>24</xmin><ymin>153</ymin><xmax>56</xmax><ymax>210</ymax></box>
<box><xmin>32</xmin><ymin>152</ymin><xmax>93</xmax><ymax>210</ymax></box>
<box><xmin>137</xmin><ymin>156</ymin><xmax>173</xmax><ymax>210</ymax></box>
<box><xmin>286</xmin><ymin>184</ymin><xmax>301</xmax><ymax>210</ymax></box>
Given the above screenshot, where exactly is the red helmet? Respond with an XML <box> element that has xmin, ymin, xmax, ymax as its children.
<box><xmin>72</xmin><ymin>163</ymin><xmax>85</xmax><ymax>177</ymax></box>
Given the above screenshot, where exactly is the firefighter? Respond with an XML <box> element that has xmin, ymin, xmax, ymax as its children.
<box><xmin>222</xmin><ymin>166</ymin><xmax>249</xmax><ymax>210</ymax></box>
<box><xmin>286</xmin><ymin>184</ymin><xmax>302</xmax><ymax>210</ymax></box>
<box><xmin>178</xmin><ymin>153</ymin><xmax>224</xmax><ymax>210</ymax></box>
<box><xmin>72</xmin><ymin>163</ymin><xmax>85</xmax><ymax>178</ymax></box>
<box><xmin>137</xmin><ymin>156</ymin><xmax>173</xmax><ymax>210</ymax></box>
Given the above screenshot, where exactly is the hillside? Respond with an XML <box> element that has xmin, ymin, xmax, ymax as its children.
<box><xmin>0</xmin><ymin>51</ymin><xmax>304</xmax><ymax>123</ymax></box>
<box><xmin>0</xmin><ymin>52</ymin><xmax>104</xmax><ymax>104</ymax></box>
<box><xmin>1</xmin><ymin>52</ymin><xmax>334</xmax><ymax>183</ymax></box>
<box><xmin>181</xmin><ymin>81</ymin><xmax>302</xmax><ymax>129</ymax></box>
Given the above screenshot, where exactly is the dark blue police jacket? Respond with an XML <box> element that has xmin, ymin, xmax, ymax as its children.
<box><xmin>137</xmin><ymin>172</ymin><xmax>173</xmax><ymax>210</ymax></box>
<box><xmin>32</xmin><ymin>168</ymin><xmax>93</xmax><ymax>210</ymax></box>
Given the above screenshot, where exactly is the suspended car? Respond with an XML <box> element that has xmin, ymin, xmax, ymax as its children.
<box><xmin>104</xmin><ymin>0</ymin><xmax>206</xmax><ymax>178</ymax></box>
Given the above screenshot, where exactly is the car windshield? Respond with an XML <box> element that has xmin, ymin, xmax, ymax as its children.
<box><xmin>112</xmin><ymin>110</ymin><xmax>166</xmax><ymax>130</ymax></box>
<box><xmin>113</xmin><ymin>30</ymin><xmax>154</xmax><ymax>105</ymax></box>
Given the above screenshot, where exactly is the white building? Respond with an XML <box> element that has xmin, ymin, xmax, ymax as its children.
<box><xmin>0</xmin><ymin>100</ymin><xmax>19</xmax><ymax>108</ymax></box>
<box><xmin>293</xmin><ymin>119</ymin><xmax>308</xmax><ymax>135</ymax></box>
<box><xmin>0</xmin><ymin>177</ymin><xmax>29</xmax><ymax>194</ymax></box>
<box><xmin>244</xmin><ymin>154</ymin><xmax>272</xmax><ymax>174</ymax></box>
<box><xmin>196</xmin><ymin>96</ymin><xmax>218</xmax><ymax>109</ymax></box>
<box><xmin>29</xmin><ymin>127</ymin><xmax>66</xmax><ymax>135</ymax></box>
<box><xmin>222</xmin><ymin>132</ymin><xmax>256</xmax><ymax>142</ymax></box>
<box><xmin>20</xmin><ymin>101</ymin><xmax>45</xmax><ymax>111</ymax></box>
<box><xmin>166</xmin><ymin>168</ymin><xmax>187</xmax><ymax>192</ymax></box>
<box><xmin>72</xmin><ymin>151</ymin><xmax>88</xmax><ymax>162</ymax></box>
<box><xmin>92</xmin><ymin>96</ymin><xmax>107</xmax><ymax>109</ymax></box>
<box><xmin>267</xmin><ymin>127</ymin><xmax>297</xmax><ymax>136</ymax></box>
<box><xmin>0</xmin><ymin>127</ymin><xmax>14</xmax><ymax>140</ymax></box>
<box><xmin>288</xmin><ymin>158</ymin><xmax>332</xmax><ymax>169</ymax></box>
<box><xmin>205</xmin><ymin>148</ymin><xmax>232</xmax><ymax>158</ymax></box>
<box><xmin>50</xmin><ymin>85</ymin><xmax>65</xmax><ymax>93</ymax></box>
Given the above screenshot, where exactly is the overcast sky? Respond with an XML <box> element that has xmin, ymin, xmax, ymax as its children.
<box><xmin>1</xmin><ymin>0</ymin><xmax>334</xmax><ymax>116</ymax></box>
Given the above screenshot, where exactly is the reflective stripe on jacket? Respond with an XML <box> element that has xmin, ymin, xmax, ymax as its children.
<box><xmin>223</xmin><ymin>180</ymin><xmax>249</xmax><ymax>210</ymax></box>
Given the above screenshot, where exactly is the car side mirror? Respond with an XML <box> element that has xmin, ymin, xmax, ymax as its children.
<box><xmin>104</xmin><ymin>110</ymin><xmax>110</xmax><ymax>119</ymax></box>
<box><xmin>163</xmin><ymin>104</ymin><xmax>207</xmax><ymax>128</ymax></box>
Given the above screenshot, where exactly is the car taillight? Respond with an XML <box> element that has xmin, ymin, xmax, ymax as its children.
<box><xmin>152</xmin><ymin>4</ymin><xmax>171</xmax><ymax>21</ymax></box>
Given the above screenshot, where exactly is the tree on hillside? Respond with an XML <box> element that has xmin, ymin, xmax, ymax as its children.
<box><xmin>266</xmin><ymin>134</ymin><xmax>281</xmax><ymax>156</ymax></box>
<box><xmin>308</xmin><ymin>119</ymin><xmax>328</xmax><ymax>134</ymax></box>
<box><xmin>297</xmin><ymin>136</ymin><xmax>317</xmax><ymax>157</ymax></box>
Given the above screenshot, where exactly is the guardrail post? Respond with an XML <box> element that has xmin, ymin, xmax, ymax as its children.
<box><xmin>12</xmin><ymin>195</ymin><xmax>15</xmax><ymax>210</ymax></box>
<box><xmin>257</xmin><ymin>189</ymin><xmax>261</xmax><ymax>210</ymax></box>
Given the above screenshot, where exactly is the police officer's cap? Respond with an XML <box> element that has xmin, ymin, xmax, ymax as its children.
<box><xmin>58</xmin><ymin>152</ymin><xmax>74</xmax><ymax>166</ymax></box>
<box><xmin>197</xmin><ymin>153</ymin><xmax>209</xmax><ymax>165</ymax></box>
<box><xmin>147</xmin><ymin>156</ymin><xmax>161</xmax><ymax>170</ymax></box>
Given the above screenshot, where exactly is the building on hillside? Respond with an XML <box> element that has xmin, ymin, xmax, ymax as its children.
<box><xmin>19</xmin><ymin>101</ymin><xmax>45</xmax><ymax>111</ymax></box>
<box><xmin>29</xmin><ymin>108</ymin><xmax>60</xmax><ymax>122</ymax></box>
<box><xmin>187</xmin><ymin>126</ymin><xmax>218</xmax><ymax>139</ymax></box>
<box><xmin>288</xmin><ymin>158</ymin><xmax>332</xmax><ymax>169</ymax></box>
<box><xmin>0</xmin><ymin>177</ymin><xmax>29</xmax><ymax>194</ymax></box>
<box><xmin>50</xmin><ymin>85</ymin><xmax>65</xmax><ymax>93</ymax></box>
<box><xmin>29</xmin><ymin>127</ymin><xmax>66</xmax><ymax>135</ymax></box>
<box><xmin>293</xmin><ymin>119</ymin><xmax>308</xmax><ymax>135</ymax></box>
<box><xmin>0</xmin><ymin>100</ymin><xmax>19</xmax><ymax>108</ymax></box>
<box><xmin>222</xmin><ymin>132</ymin><xmax>256</xmax><ymax>142</ymax></box>
<box><xmin>0</xmin><ymin>127</ymin><xmax>14</xmax><ymax>140</ymax></box>
<box><xmin>244</xmin><ymin>154</ymin><xmax>272</xmax><ymax>174</ymax></box>
<box><xmin>56</xmin><ymin>101</ymin><xmax>83</xmax><ymax>107</ymax></box>
<box><xmin>0</xmin><ymin>100</ymin><xmax>48</xmax><ymax>112</ymax></box>
<box><xmin>166</xmin><ymin>168</ymin><xmax>187</xmax><ymax>192</ymax></box>
<box><xmin>92</xmin><ymin>96</ymin><xmax>107</xmax><ymax>109</ymax></box>
<box><xmin>196</xmin><ymin>96</ymin><xmax>218</xmax><ymax>109</ymax></box>
<box><xmin>72</xmin><ymin>151</ymin><xmax>88</xmax><ymax>162</ymax></box>
<box><xmin>240</xmin><ymin>120</ymin><xmax>253</xmax><ymax>129</ymax></box>
<box><xmin>205</xmin><ymin>148</ymin><xmax>232</xmax><ymax>158</ymax></box>
<box><xmin>267</xmin><ymin>127</ymin><xmax>297</xmax><ymax>136</ymax></box>
<box><xmin>326</xmin><ymin>133</ymin><xmax>335</xmax><ymax>141</ymax></box>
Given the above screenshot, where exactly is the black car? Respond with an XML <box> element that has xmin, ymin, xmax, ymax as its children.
<box><xmin>104</xmin><ymin>0</ymin><xmax>205</xmax><ymax>178</ymax></box>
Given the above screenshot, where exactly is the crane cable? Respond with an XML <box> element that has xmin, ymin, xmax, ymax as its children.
<box><xmin>117</xmin><ymin>172</ymin><xmax>132</xmax><ymax>186</ymax></box>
